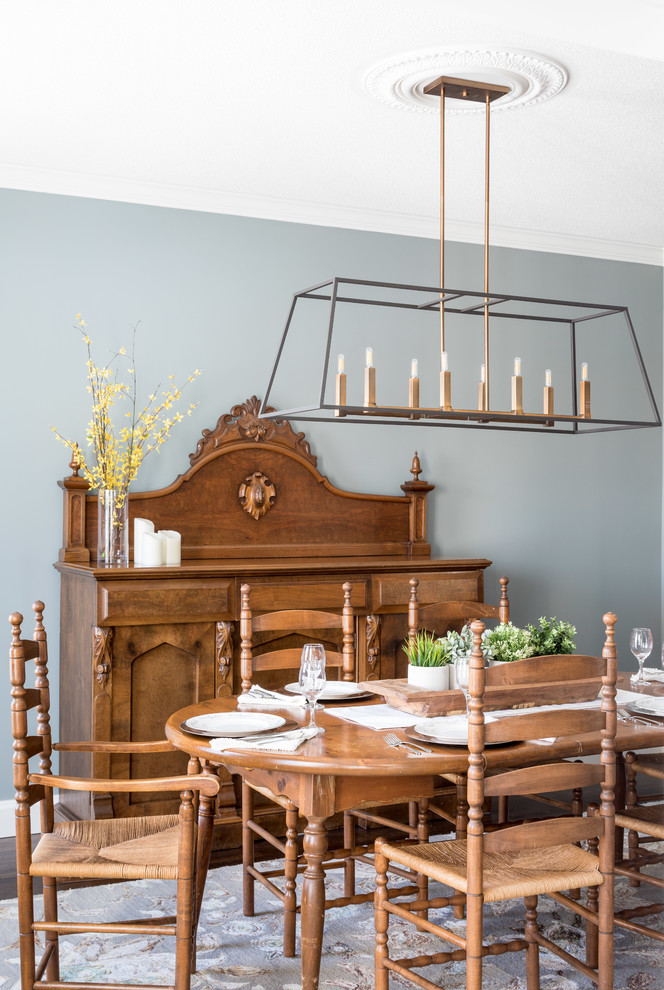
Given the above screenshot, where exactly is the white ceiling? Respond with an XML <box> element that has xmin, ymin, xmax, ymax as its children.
<box><xmin>1</xmin><ymin>0</ymin><xmax>663</xmax><ymax>264</ymax></box>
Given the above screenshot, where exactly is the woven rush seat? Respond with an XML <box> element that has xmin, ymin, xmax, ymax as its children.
<box><xmin>631</xmin><ymin>753</ymin><xmax>664</xmax><ymax>778</ymax></box>
<box><xmin>616</xmin><ymin>804</ymin><xmax>664</xmax><ymax>839</ymax></box>
<box><xmin>377</xmin><ymin>838</ymin><xmax>603</xmax><ymax>903</ymax></box>
<box><xmin>30</xmin><ymin>814</ymin><xmax>180</xmax><ymax>879</ymax></box>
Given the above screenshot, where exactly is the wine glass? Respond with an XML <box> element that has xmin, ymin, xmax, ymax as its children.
<box><xmin>454</xmin><ymin>657</ymin><xmax>471</xmax><ymax>719</ymax></box>
<box><xmin>298</xmin><ymin>643</ymin><xmax>327</xmax><ymax>734</ymax></box>
<box><xmin>630</xmin><ymin>627</ymin><xmax>652</xmax><ymax>684</ymax></box>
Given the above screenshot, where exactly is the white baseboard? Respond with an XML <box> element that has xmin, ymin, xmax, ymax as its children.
<box><xmin>0</xmin><ymin>799</ymin><xmax>40</xmax><ymax>839</ymax></box>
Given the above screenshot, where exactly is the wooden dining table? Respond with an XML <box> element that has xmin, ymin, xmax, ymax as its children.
<box><xmin>165</xmin><ymin>682</ymin><xmax>664</xmax><ymax>990</ymax></box>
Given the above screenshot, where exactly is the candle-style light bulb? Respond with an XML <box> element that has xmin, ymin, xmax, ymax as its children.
<box><xmin>335</xmin><ymin>352</ymin><xmax>347</xmax><ymax>417</ymax></box>
<box><xmin>480</xmin><ymin>364</ymin><xmax>486</xmax><ymax>383</ymax></box>
<box><xmin>580</xmin><ymin>362</ymin><xmax>591</xmax><ymax>418</ymax></box>
<box><xmin>440</xmin><ymin>351</ymin><xmax>451</xmax><ymax>411</ymax></box>
<box><xmin>543</xmin><ymin>368</ymin><xmax>554</xmax><ymax>425</ymax></box>
<box><xmin>511</xmin><ymin>356</ymin><xmax>523</xmax><ymax>415</ymax></box>
<box><xmin>409</xmin><ymin>357</ymin><xmax>419</xmax><ymax>411</ymax></box>
<box><xmin>364</xmin><ymin>346</ymin><xmax>376</xmax><ymax>408</ymax></box>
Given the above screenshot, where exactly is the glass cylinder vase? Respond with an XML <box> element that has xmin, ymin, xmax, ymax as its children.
<box><xmin>97</xmin><ymin>489</ymin><xmax>129</xmax><ymax>566</ymax></box>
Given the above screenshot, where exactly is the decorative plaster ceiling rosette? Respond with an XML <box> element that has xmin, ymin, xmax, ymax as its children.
<box><xmin>364</xmin><ymin>48</ymin><xmax>568</xmax><ymax>114</ymax></box>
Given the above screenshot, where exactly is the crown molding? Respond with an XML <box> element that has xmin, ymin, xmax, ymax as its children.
<box><xmin>1</xmin><ymin>164</ymin><xmax>662</xmax><ymax>267</ymax></box>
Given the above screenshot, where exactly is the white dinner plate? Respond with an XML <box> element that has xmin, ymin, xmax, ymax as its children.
<box><xmin>411</xmin><ymin>714</ymin><xmax>498</xmax><ymax>746</ymax></box>
<box><xmin>284</xmin><ymin>681</ymin><xmax>373</xmax><ymax>701</ymax></box>
<box><xmin>181</xmin><ymin>712</ymin><xmax>286</xmax><ymax>738</ymax></box>
<box><xmin>625</xmin><ymin>698</ymin><xmax>664</xmax><ymax>718</ymax></box>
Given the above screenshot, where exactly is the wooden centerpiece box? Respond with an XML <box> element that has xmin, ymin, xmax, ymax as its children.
<box><xmin>55</xmin><ymin>396</ymin><xmax>493</xmax><ymax>846</ymax></box>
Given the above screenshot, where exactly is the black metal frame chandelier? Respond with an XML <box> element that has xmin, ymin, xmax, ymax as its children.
<box><xmin>260</xmin><ymin>75</ymin><xmax>660</xmax><ymax>435</ymax></box>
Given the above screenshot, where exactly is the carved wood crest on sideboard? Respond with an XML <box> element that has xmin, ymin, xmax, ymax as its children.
<box><xmin>58</xmin><ymin>395</ymin><xmax>434</xmax><ymax>563</ymax></box>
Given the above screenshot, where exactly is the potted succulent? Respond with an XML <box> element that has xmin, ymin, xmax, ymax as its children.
<box><xmin>443</xmin><ymin>624</ymin><xmax>493</xmax><ymax>686</ymax></box>
<box><xmin>403</xmin><ymin>630</ymin><xmax>452</xmax><ymax>690</ymax></box>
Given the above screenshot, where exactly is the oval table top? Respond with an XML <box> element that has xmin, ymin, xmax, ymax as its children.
<box><xmin>165</xmin><ymin>692</ymin><xmax>664</xmax><ymax>777</ymax></box>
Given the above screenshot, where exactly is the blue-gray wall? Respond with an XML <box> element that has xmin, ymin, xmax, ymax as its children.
<box><xmin>1</xmin><ymin>188</ymin><xmax>662</xmax><ymax>803</ymax></box>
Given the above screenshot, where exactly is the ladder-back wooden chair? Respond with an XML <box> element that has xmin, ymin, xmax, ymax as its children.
<box><xmin>10</xmin><ymin>603</ymin><xmax>220</xmax><ymax>990</ymax></box>
<box><xmin>240</xmin><ymin>581</ymin><xmax>356</xmax><ymax>956</ymax></box>
<box><xmin>401</xmin><ymin>575</ymin><xmax>512</xmax><ymax>914</ymax></box>
<box><xmin>611</xmin><ymin>751</ymin><xmax>664</xmax><ymax>941</ymax></box>
<box><xmin>374</xmin><ymin>614</ymin><xmax>617</xmax><ymax>990</ymax></box>
<box><xmin>240</xmin><ymin>582</ymin><xmax>426</xmax><ymax>956</ymax></box>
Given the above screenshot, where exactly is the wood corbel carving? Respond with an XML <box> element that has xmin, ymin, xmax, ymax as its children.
<box><xmin>366</xmin><ymin>615</ymin><xmax>380</xmax><ymax>680</ymax></box>
<box><xmin>215</xmin><ymin>622</ymin><xmax>234</xmax><ymax>696</ymax></box>
<box><xmin>92</xmin><ymin>626</ymin><xmax>113</xmax><ymax>818</ymax></box>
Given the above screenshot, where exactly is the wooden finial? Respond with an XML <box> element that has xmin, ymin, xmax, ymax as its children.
<box><xmin>410</xmin><ymin>452</ymin><xmax>422</xmax><ymax>482</ymax></box>
<box><xmin>9</xmin><ymin>612</ymin><xmax>24</xmax><ymax>648</ymax></box>
<box><xmin>498</xmin><ymin>577</ymin><xmax>510</xmax><ymax>624</ymax></box>
<box><xmin>68</xmin><ymin>450</ymin><xmax>81</xmax><ymax>478</ymax></box>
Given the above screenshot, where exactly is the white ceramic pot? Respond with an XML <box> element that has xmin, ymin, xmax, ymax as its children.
<box><xmin>407</xmin><ymin>663</ymin><xmax>449</xmax><ymax>691</ymax></box>
<box><xmin>448</xmin><ymin>663</ymin><xmax>458</xmax><ymax>689</ymax></box>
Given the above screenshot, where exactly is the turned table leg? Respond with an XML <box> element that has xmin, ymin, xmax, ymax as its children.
<box><xmin>300</xmin><ymin>816</ymin><xmax>329</xmax><ymax>990</ymax></box>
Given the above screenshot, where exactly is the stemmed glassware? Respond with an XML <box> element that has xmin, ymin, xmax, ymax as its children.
<box><xmin>454</xmin><ymin>657</ymin><xmax>471</xmax><ymax>719</ymax></box>
<box><xmin>298</xmin><ymin>643</ymin><xmax>327</xmax><ymax>734</ymax></box>
<box><xmin>630</xmin><ymin>627</ymin><xmax>653</xmax><ymax>684</ymax></box>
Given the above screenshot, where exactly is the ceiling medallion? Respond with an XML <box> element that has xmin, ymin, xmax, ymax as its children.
<box><xmin>364</xmin><ymin>48</ymin><xmax>568</xmax><ymax>114</ymax></box>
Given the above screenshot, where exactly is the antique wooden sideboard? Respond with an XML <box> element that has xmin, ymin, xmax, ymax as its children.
<box><xmin>55</xmin><ymin>396</ymin><xmax>493</xmax><ymax>845</ymax></box>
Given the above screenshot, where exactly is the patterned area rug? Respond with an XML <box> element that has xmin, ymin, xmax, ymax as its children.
<box><xmin>0</xmin><ymin>858</ymin><xmax>662</xmax><ymax>989</ymax></box>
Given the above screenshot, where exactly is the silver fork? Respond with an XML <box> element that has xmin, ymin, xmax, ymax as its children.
<box><xmin>384</xmin><ymin>732</ymin><xmax>432</xmax><ymax>755</ymax></box>
<box><xmin>617</xmin><ymin>707</ymin><xmax>661</xmax><ymax>727</ymax></box>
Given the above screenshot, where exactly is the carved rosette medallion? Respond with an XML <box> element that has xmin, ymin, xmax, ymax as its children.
<box><xmin>239</xmin><ymin>472</ymin><xmax>276</xmax><ymax>521</ymax></box>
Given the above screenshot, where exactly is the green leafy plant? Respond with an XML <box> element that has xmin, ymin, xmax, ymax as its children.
<box><xmin>402</xmin><ymin>630</ymin><xmax>452</xmax><ymax>668</ymax></box>
<box><xmin>526</xmin><ymin>616</ymin><xmax>576</xmax><ymax>656</ymax></box>
<box><xmin>483</xmin><ymin>622</ymin><xmax>533</xmax><ymax>663</ymax></box>
<box><xmin>443</xmin><ymin>624</ymin><xmax>493</xmax><ymax>662</ymax></box>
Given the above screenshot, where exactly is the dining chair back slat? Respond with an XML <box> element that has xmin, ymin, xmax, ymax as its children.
<box><xmin>408</xmin><ymin>574</ymin><xmax>510</xmax><ymax>641</ymax></box>
<box><xmin>240</xmin><ymin>583</ymin><xmax>354</xmax><ymax>693</ymax></box>
<box><xmin>484</xmin><ymin>762</ymin><xmax>605</xmax><ymax>798</ymax></box>
<box><xmin>483</xmin><ymin>815</ymin><xmax>603</xmax><ymax>853</ymax></box>
<box><xmin>484</xmin><ymin>707</ymin><xmax>605</xmax><ymax>745</ymax></box>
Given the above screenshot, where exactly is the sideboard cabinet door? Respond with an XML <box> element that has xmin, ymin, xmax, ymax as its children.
<box><xmin>105</xmin><ymin>622</ymin><xmax>216</xmax><ymax>818</ymax></box>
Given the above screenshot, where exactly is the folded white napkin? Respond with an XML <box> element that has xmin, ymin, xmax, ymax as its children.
<box><xmin>328</xmin><ymin>703</ymin><xmax>422</xmax><ymax>730</ymax></box>
<box><xmin>208</xmin><ymin>727</ymin><xmax>318</xmax><ymax>753</ymax></box>
<box><xmin>236</xmin><ymin>686</ymin><xmax>308</xmax><ymax>709</ymax></box>
<box><xmin>642</xmin><ymin>667</ymin><xmax>664</xmax><ymax>682</ymax></box>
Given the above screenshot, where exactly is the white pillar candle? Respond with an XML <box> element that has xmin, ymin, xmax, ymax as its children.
<box><xmin>159</xmin><ymin>530</ymin><xmax>181</xmax><ymax>566</ymax></box>
<box><xmin>365</xmin><ymin>346</ymin><xmax>373</xmax><ymax>368</ymax></box>
<box><xmin>337</xmin><ymin>353</ymin><xmax>344</xmax><ymax>374</ymax></box>
<box><xmin>142</xmin><ymin>531</ymin><xmax>165</xmax><ymax>566</ymax></box>
<box><xmin>133</xmin><ymin>518</ymin><xmax>154</xmax><ymax>565</ymax></box>
<box><xmin>411</xmin><ymin>358</ymin><xmax>418</xmax><ymax>378</ymax></box>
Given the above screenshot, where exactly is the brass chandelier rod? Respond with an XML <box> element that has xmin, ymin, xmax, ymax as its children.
<box><xmin>439</xmin><ymin>83</ymin><xmax>445</xmax><ymax>359</ymax></box>
<box><xmin>484</xmin><ymin>90</ymin><xmax>491</xmax><ymax>408</ymax></box>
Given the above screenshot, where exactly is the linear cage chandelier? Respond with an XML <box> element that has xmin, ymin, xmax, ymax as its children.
<box><xmin>260</xmin><ymin>75</ymin><xmax>660</xmax><ymax>435</ymax></box>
